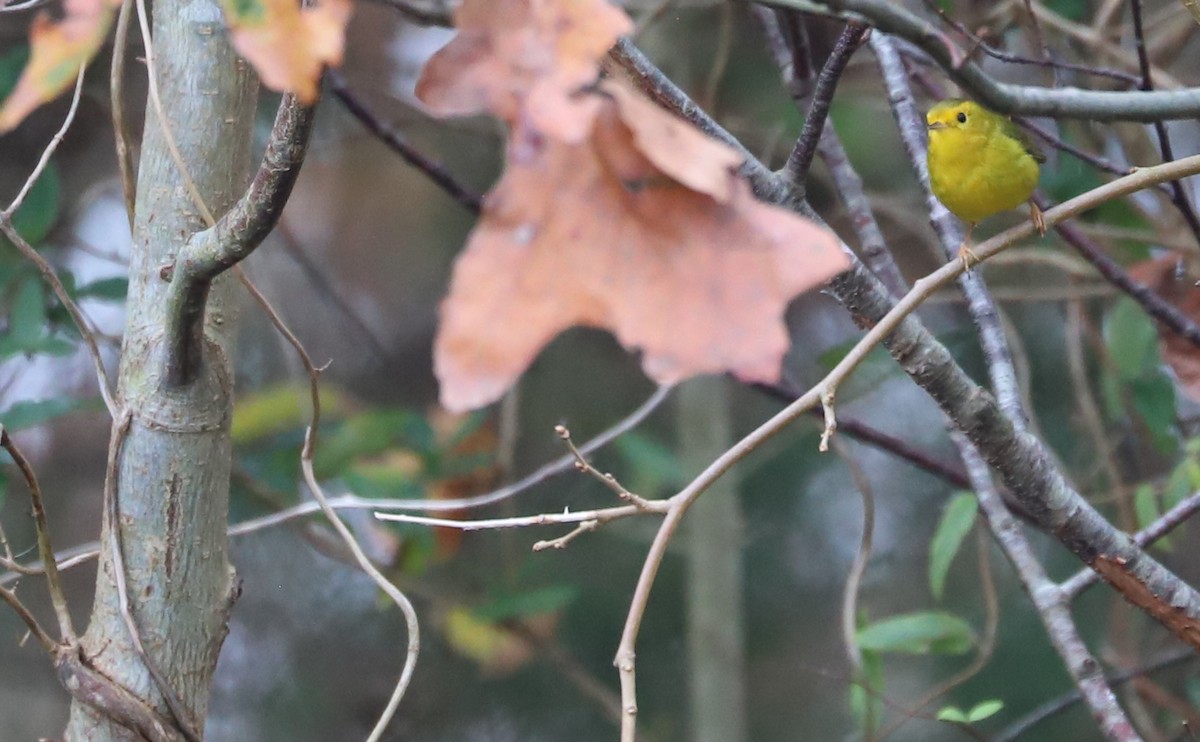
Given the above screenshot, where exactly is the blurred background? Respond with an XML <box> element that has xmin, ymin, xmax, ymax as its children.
<box><xmin>3</xmin><ymin>1</ymin><xmax>1200</xmax><ymax>740</ymax></box>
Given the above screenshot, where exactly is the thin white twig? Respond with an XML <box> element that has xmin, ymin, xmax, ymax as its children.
<box><xmin>4</xmin><ymin>66</ymin><xmax>86</xmax><ymax>217</ymax></box>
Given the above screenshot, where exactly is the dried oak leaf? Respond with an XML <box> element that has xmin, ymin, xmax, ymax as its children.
<box><xmin>1128</xmin><ymin>253</ymin><xmax>1200</xmax><ymax>401</ymax></box>
<box><xmin>220</xmin><ymin>0</ymin><xmax>352</xmax><ymax>104</ymax></box>
<box><xmin>434</xmin><ymin>83</ymin><xmax>849</xmax><ymax>412</ymax></box>
<box><xmin>0</xmin><ymin>0</ymin><xmax>120</xmax><ymax>134</ymax></box>
<box><xmin>415</xmin><ymin>0</ymin><xmax>632</xmax><ymax>142</ymax></box>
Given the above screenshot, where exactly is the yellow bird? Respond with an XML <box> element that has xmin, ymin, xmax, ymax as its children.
<box><xmin>926</xmin><ymin>99</ymin><xmax>1047</xmax><ymax>270</ymax></box>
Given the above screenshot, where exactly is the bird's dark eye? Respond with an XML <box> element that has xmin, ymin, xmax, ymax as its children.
<box><xmin>956</xmin><ymin>111</ymin><xmax>967</xmax><ymax>124</ymax></box>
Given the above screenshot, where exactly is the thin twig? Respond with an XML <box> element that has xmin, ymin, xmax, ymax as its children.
<box><xmin>923</xmin><ymin>2</ymin><xmax>1139</xmax><ymax>84</ymax></box>
<box><xmin>1</xmin><ymin>427</ymin><xmax>74</xmax><ymax>641</ymax></box>
<box><xmin>111</xmin><ymin>0</ymin><xmax>137</xmax><ymax>229</ymax></box>
<box><xmin>376</xmin><ymin>503</ymin><xmax>662</xmax><ymax>531</ymax></box>
<box><xmin>1037</xmin><ymin>193</ymin><xmax>1200</xmax><ymax>349</ymax></box>
<box><xmin>329</xmin><ymin>70</ymin><xmax>483</xmax><ymax>214</ymax></box>
<box><xmin>876</xmin><ymin>526</ymin><xmax>1000</xmax><ymax>741</ymax></box>
<box><xmin>832</xmin><ymin>439</ymin><xmax>875</xmax><ymax>680</ymax></box>
<box><xmin>759</xmin><ymin>0</ymin><xmax>1200</xmax><ymax>121</ymax></box>
<box><xmin>956</xmin><ymin>439</ymin><xmax>1137</xmax><ymax>741</ymax></box>
<box><xmin>0</xmin><ymin>63</ymin><xmax>117</xmax><ymax>416</ymax></box>
<box><xmin>5</xmin><ymin>67</ymin><xmax>86</xmax><ymax>217</ymax></box>
<box><xmin>996</xmin><ymin>648</ymin><xmax>1196</xmax><ymax>741</ymax></box>
<box><xmin>1130</xmin><ymin>0</ymin><xmax>1200</xmax><ymax>247</ymax></box>
<box><xmin>785</xmin><ymin>20</ymin><xmax>870</xmax><ymax>193</ymax></box>
<box><xmin>0</xmin><ymin>583</ymin><xmax>55</xmax><ymax>652</ymax></box>
<box><xmin>302</xmin><ymin>447</ymin><xmax>419</xmax><ymax>742</ymax></box>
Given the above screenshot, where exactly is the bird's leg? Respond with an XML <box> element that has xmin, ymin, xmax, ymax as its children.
<box><xmin>957</xmin><ymin>223</ymin><xmax>978</xmax><ymax>272</ymax></box>
<box><xmin>1029</xmin><ymin>199</ymin><xmax>1047</xmax><ymax>235</ymax></box>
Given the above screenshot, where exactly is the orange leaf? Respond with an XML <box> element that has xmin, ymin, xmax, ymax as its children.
<box><xmin>0</xmin><ymin>0</ymin><xmax>119</xmax><ymax>134</ymax></box>
<box><xmin>415</xmin><ymin>0</ymin><xmax>632</xmax><ymax>142</ymax></box>
<box><xmin>220</xmin><ymin>0</ymin><xmax>351</xmax><ymax>104</ymax></box>
<box><xmin>1129</xmin><ymin>254</ymin><xmax>1200</xmax><ymax>401</ymax></box>
<box><xmin>434</xmin><ymin>82</ymin><xmax>849</xmax><ymax>412</ymax></box>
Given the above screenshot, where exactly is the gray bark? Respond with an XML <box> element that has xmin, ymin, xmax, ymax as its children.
<box><xmin>64</xmin><ymin>0</ymin><xmax>258</xmax><ymax>738</ymax></box>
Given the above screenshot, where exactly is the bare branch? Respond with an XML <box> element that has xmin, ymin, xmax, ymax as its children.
<box><xmin>56</xmin><ymin>649</ymin><xmax>189</xmax><ymax>742</ymax></box>
<box><xmin>784</xmin><ymin>20</ymin><xmax>869</xmax><ymax>194</ymax></box>
<box><xmin>111</xmin><ymin>0</ymin><xmax>137</xmax><ymax>229</ymax></box>
<box><xmin>0</xmin><ymin>583</ymin><xmax>55</xmax><ymax>652</ymax></box>
<box><xmin>329</xmin><ymin>71</ymin><xmax>484</xmax><ymax>214</ymax></box>
<box><xmin>758</xmin><ymin>0</ymin><xmax>1200</xmax><ymax>121</ymax></box>
<box><xmin>1061</xmin><ymin>490</ymin><xmax>1200</xmax><ymax>600</ymax></box>
<box><xmin>1</xmin><ymin>426</ymin><xmax>74</xmax><ymax>641</ymax></box>
<box><xmin>165</xmin><ymin>95</ymin><xmax>317</xmax><ymax>386</ymax></box>
<box><xmin>955</xmin><ymin>439</ymin><xmax>1137</xmax><ymax>741</ymax></box>
<box><xmin>997</xmin><ymin>648</ymin><xmax>1197</xmax><ymax>741</ymax></box>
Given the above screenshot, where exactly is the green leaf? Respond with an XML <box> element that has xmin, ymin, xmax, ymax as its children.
<box><xmin>1128</xmin><ymin>374</ymin><xmax>1177</xmax><ymax>455</ymax></box>
<box><xmin>342</xmin><ymin>463</ymin><xmax>423</xmax><ymax>500</ymax></box>
<box><xmin>849</xmin><ymin>648</ymin><xmax>885</xmax><ymax>734</ymax></box>
<box><xmin>929</xmin><ymin>491</ymin><xmax>977</xmax><ymax>601</ymax></box>
<box><xmin>936</xmin><ymin>707</ymin><xmax>967</xmax><ymax>723</ymax></box>
<box><xmin>473</xmin><ymin>584</ymin><xmax>580</xmax><ymax>622</ymax></box>
<box><xmin>314</xmin><ymin>410</ymin><xmax>431</xmax><ymax>476</ymax></box>
<box><xmin>856</xmin><ymin>611</ymin><xmax>975</xmax><ymax>655</ymax></box>
<box><xmin>8</xmin><ymin>275</ymin><xmax>47</xmax><ymax>347</ymax></box>
<box><xmin>4</xmin><ymin>164</ymin><xmax>61</xmax><ymax>250</ymax></box>
<box><xmin>1164</xmin><ymin>459</ymin><xmax>1196</xmax><ymax>510</ymax></box>
<box><xmin>616</xmin><ymin>431</ymin><xmax>685</xmax><ymax>497</ymax></box>
<box><xmin>0</xmin><ymin>397</ymin><xmax>91</xmax><ymax>430</ymax></box>
<box><xmin>818</xmin><ymin>342</ymin><xmax>897</xmax><ymax>402</ymax></box>
<box><xmin>1104</xmin><ymin>298</ymin><xmax>1159</xmax><ymax>381</ymax></box>
<box><xmin>74</xmin><ymin>277</ymin><xmax>128</xmax><ymax>302</ymax></box>
<box><xmin>1133</xmin><ymin>483</ymin><xmax>1170</xmax><ymax>551</ymax></box>
<box><xmin>0</xmin><ymin>46</ymin><xmax>31</xmax><ymax>103</ymax></box>
<box><xmin>966</xmin><ymin>699</ymin><xmax>1004</xmax><ymax>723</ymax></box>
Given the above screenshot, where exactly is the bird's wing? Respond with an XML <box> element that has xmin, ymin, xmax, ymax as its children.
<box><xmin>1003</xmin><ymin>118</ymin><xmax>1047</xmax><ymax>164</ymax></box>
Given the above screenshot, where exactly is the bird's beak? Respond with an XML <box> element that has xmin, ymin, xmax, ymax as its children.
<box><xmin>927</xmin><ymin>121</ymin><xmax>948</xmax><ymax>131</ymax></box>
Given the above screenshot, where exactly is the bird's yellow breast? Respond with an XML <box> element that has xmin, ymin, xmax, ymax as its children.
<box><xmin>927</xmin><ymin>119</ymin><xmax>1040</xmax><ymax>224</ymax></box>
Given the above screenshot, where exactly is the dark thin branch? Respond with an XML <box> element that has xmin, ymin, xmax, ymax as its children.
<box><xmin>0</xmin><ymin>583</ymin><xmax>55</xmax><ymax>652</ymax></box>
<box><xmin>1035</xmin><ymin>193</ymin><xmax>1200</xmax><ymax>350</ymax></box>
<box><xmin>56</xmin><ymin>649</ymin><xmax>188</xmax><ymax>742</ymax></box>
<box><xmin>956</xmin><ymin>439</ymin><xmax>1138</xmax><ymax>741</ymax></box>
<box><xmin>756</xmin><ymin>0</ymin><xmax>1200</xmax><ymax>121</ymax></box>
<box><xmin>329</xmin><ymin>70</ymin><xmax>483</xmax><ymax>214</ymax></box>
<box><xmin>784</xmin><ymin>20</ymin><xmax>870</xmax><ymax>193</ymax></box>
<box><xmin>273</xmin><ymin>221</ymin><xmax>398</xmax><ymax>368</ymax></box>
<box><xmin>1129</xmin><ymin>0</ymin><xmax>1200</xmax><ymax>247</ymax></box>
<box><xmin>754</xmin><ymin>381</ymin><xmax>970</xmax><ymax>487</ymax></box>
<box><xmin>1</xmin><ymin>426</ymin><xmax>74</xmax><ymax>641</ymax></box>
<box><xmin>164</xmin><ymin>94</ymin><xmax>316</xmax><ymax>386</ymax></box>
<box><xmin>997</xmin><ymin>648</ymin><xmax>1197</xmax><ymax>742</ymax></box>
<box><xmin>608</xmin><ymin>38</ymin><xmax>792</xmax><ymax>204</ymax></box>
<box><xmin>921</xmin><ymin>2</ymin><xmax>1139</xmax><ymax>85</ymax></box>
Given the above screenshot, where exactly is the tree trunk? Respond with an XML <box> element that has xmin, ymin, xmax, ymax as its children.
<box><xmin>65</xmin><ymin>0</ymin><xmax>258</xmax><ymax>738</ymax></box>
<box><xmin>680</xmin><ymin>377</ymin><xmax>748</xmax><ymax>742</ymax></box>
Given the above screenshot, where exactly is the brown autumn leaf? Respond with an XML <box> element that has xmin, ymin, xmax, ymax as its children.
<box><xmin>220</xmin><ymin>0</ymin><xmax>352</xmax><ymax>104</ymax></box>
<box><xmin>1128</xmin><ymin>254</ymin><xmax>1200</xmax><ymax>401</ymax></box>
<box><xmin>434</xmin><ymin>81</ymin><xmax>849</xmax><ymax>412</ymax></box>
<box><xmin>415</xmin><ymin>0</ymin><xmax>632</xmax><ymax>142</ymax></box>
<box><xmin>0</xmin><ymin>0</ymin><xmax>120</xmax><ymax>134</ymax></box>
